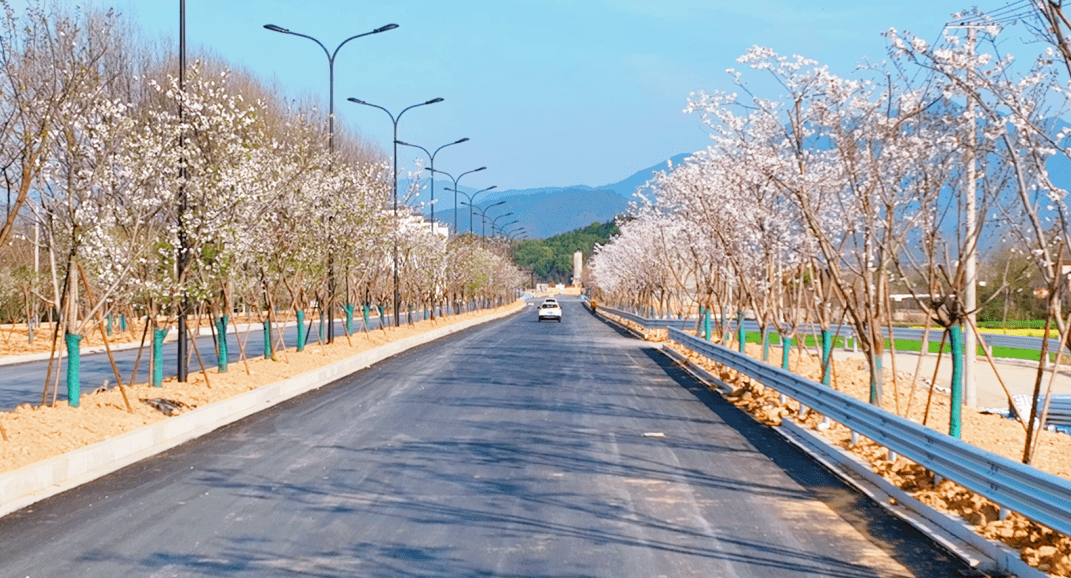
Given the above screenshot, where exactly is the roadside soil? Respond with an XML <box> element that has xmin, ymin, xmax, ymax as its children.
<box><xmin>605</xmin><ymin>311</ymin><xmax>1071</xmax><ymax>577</ymax></box>
<box><xmin>0</xmin><ymin>303</ymin><xmax>522</xmax><ymax>476</ymax></box>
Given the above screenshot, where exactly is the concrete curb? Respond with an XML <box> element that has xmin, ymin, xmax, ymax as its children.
<box><xmin>0</xmin><ymin>305</ymin><xmax>521</xmax><ymax>519</ymax></box>
<box><xmin>656</xmin><ymin>343</ymin><xmax>1049</xmax><ymax>577</ymax></box>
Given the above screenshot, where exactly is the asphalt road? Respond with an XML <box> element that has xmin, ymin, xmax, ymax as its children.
<box><xmin>0</xmin><ymin>296</ymin><xmax>971</xmax><ymax>577</ymax></box>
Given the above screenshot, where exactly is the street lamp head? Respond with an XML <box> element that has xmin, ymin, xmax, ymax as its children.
<box><xmin>347</xmin><ymin>97</ymin><xmax>367</xmax><ymax>105</ymax></box>
<box><xmin>263</xmin><ymin>24</ymin><xmax>290</xmax><ymax>33</ymax></box>
<box><xmin>425</xmin><ymin>97</ymin><xmax>445</xmax><ymax>105</ymax></box>
<box><xmin>491</xmin><ymin>200</ymin><xmax>505</xmax><ymax>208</ymax></box>
<box><xmin>474</xmin><ymin>166</ymin><xmax>487</xmax><ymax>172</ymax></box>
<box><xmin>374</xmin><ymin>23</ymin><xmax>399</xmax><ymax>33</ymax></box>
<box><xmin>485</xmin><ymin>185</ymin><xmax>497</xmax><ymax>191</ymax></box>
<box><xmin>454</xmin><ymin>137</ymin><xmax>470</xmax><ymax>144</ymax></box>
<box><xmin>395</xmin><ymin>139</ymin><xmax>413</xmax><ymax>146</ymax></box>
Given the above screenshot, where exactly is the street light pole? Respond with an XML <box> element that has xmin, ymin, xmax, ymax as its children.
<box><xmin>447</xmin><ymin>186</ymin><xmax>497</xmax><ymax>233</ymax></box>
<box><xmin>177</xmin><ymin>0</ymin><xmax>188</xmax><ymax>382</ymax></box>
<box><xmin>264</xmin><ymin>21</ymin><xmax>397</xmax><ymax>344</ymax></box>
<box><xmin>461</xmin><ymin>200</ymin><xmax>505</xmax><ymax>238</ymax></box>
<box><xmin>492</xmin><ymin>218</ymin><xmax>517</xmax><ymax>237</ymax></box>
<box><xmin>396</xmin><ymin>138</ymin><xmax>468</xmax><ymax>228</ymax></box>
<box><xmin>426</xmin><ymin>167</ymin><xmax>487</xmax><ymax>234</ymax></box>
<box><xmin>348</xmin><ymin>97</ymin><xmax>443</xmax><ymax>328</ymax></box>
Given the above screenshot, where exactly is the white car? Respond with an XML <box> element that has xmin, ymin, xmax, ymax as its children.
<box><xmin>538</xmin><ymin>301</ymin><xmax>562</xmax><ymax>322</ymax></box>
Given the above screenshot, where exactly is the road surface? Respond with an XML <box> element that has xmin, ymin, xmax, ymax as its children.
<box><xmin>0</xmin><ymin>296</ymin><xmax>970</xmax><ymax>576</ymax></box>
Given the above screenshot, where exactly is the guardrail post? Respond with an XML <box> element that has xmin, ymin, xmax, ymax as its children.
<box><xmin>850</xmin><ymin>431</ymin><xmax>859</xmax><ymax>446</ymax></box>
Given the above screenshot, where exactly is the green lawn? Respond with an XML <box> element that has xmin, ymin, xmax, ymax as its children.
<box><xmin>731</xmin><ymin>331</ymin><xmax>1048</xmax><ymax>363</ymax></box>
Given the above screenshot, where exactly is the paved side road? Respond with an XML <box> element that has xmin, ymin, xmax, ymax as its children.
<box><xmin>0</xmin><ymin>297</ymin><xmax>971</xmax><ymax>577</ymax></box>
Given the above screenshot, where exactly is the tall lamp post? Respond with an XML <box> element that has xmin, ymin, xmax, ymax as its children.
<box><xmin>461</xmin><ymin>200</ymin><xmax>505</xmax><ymax>237</ymax></box>
<box><xmin>396</xmin><ymin>138</ymin><xmax>468</xmax><ymax>226</ymax></box>
<box><xmin>488</xmin><ymin>212</ymin><xmax>514</xmax><ymax>234</ymax></box>
<box><xmin>177</xmin><ymin>0</ymin><xmax>188</xmax><ymax>381</ymax></box>
<box><xmin>446</xmin><ymin>186</ymin><xmax>497</xmax><ymax>233</ymax></box>
<box><xmin>492</xmin><ymin>218</ymin><xmax>518</xmax><ymax>237</ymax></box>
<box><xmin>426</xmin><ymin>166</ymin><xmax>486</xmax><ymax>234</ymax></box>
<box><xmin>264</xmin><ymin>21</ymin><xmax>397</xmax><ymax>344</ymax></box>
<box><xmin>348</xmin><ymin>96</ymin><xmax>443</xmax><ymax>328</ymax></box>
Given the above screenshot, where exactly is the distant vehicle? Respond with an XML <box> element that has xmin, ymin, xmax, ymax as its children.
<box><xmin>538</xmin><ymin>301</ymin><xmax>562</xmax><ymax>322</ymax></box>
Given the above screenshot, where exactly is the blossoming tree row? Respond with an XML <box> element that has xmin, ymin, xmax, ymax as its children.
<box><xmin>0</xmin><ymin>4</ymin><xmax>525</xmax><ymax>407</ymax></box>
<box><xmin>591</xmin><ymin>14</ymin><xmax>1071</xmax><ymax>458</ymax></box>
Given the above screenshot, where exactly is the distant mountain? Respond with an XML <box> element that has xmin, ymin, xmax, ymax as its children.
<box><xmin>597</xmin><ymin>152</ymin><xmax>691</xmax><ymax>199</ymax></box>
<box><xmin>435</xmin><ymin>188</ymin><xmax>628</xmax><ymax>240</ymax></box>
<box><xmin>403</xmin><ymin>153</ymin><xmax>689</xmax><ymax>238</ymax></box>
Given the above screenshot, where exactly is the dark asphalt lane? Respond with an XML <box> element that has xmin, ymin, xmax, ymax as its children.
<box><xmin>0</xmin><ymin>297</ymin><xmax>970</xmax><ymax>577</ymax></box>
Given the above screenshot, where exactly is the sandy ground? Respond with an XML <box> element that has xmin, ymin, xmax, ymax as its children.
<box><xmin>640</xmin><ymin>329</ymin><xmax>1071</xmax><ymax>576</ymax></box>
<box><xmin>0</xmin><ymin>303</ymin><xmax>522</xmax><ymax>477</ymax></box>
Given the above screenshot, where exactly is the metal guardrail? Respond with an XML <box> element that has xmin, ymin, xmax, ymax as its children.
<box><xmin>664</xmin><ymin>326</ymin><xmax>1071</xmax><ymax>537</ymax></box>
<box><xmin>1012</xmin><ymin>394</ymin><xmax>1071</xmax><ymax>432</ymax></box>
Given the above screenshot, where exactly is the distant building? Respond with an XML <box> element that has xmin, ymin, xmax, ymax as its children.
<box><xmin>573</xmin><ymin>251</ymin><xmax>583</xmax><ymax>287</ymax></box>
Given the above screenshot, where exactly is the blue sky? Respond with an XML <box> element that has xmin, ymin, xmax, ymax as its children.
<box><xmin>100</xmin><ymin>1</ymin><xmax>1041</xmax><ymax>191</ymax></box>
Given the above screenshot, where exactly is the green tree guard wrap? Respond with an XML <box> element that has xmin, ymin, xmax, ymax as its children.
<box><xmin>703</xmin><ymin>308</ymin><xmax>711</xmax><ymax>341</ymax></box>
<box><xmin>344</xmin><ymin>304</ymin><xmax>354</xmax><ymax>334</ymax></box>
<box><xmin>106</xmin><ymin>314</ymin><xmax>112</xmax><ymax>335</ymax></box>
<box><xmin>423</xmin><ymin>307</ymin><xmax>428</xmax><ymax>320</ymax></box>
<box><xmin>318</xmin><ymin>312</ymin><xmax>325</xmax><ymax>341</ymax></box>
<box><xmin>737</xmin><ymin>311</ymin><xmax>745</xmax><ymax>353</ymax></box>
<box><xmin>821</xmin><ymin>329</ymin><xmax>832</xmax><ymax>387</ymax></box>
<box><xmin>295</xmin><ymin>311</ymin><xmax>306</xmax><ymax>352</ymax></box>
<box><xmin>762</xmin><ymin>326</ymin><xmax>770</xmax><ymax>361</ymax></box>
<box><xmin>263</xmin><ymin>321</ymin><xmax>272</xmax><ymax>359</ymax></box>
<box><xmin>781</xmin><ymin>334</ymin><xmax>791</xmax><ymax>370</ymax></box>
<box><xmin>378</xmin><ymin>305</ymin><xmax>386</xmax><ymax>327</ymax></box>
<box><xmin>120</xmin><ymin>315</ymin><xmax>127</xmax><ymax>332</ymax></box>
<box><xmin>152</xmin><ymin>327</ymin><xmax>167</xmax><ymax>387</ymax></box>
<box><xmin>216</xmin><ymin>316</ymin><xmax>229</xmax><ymax>373</ymax></box>
<box><xmin>363</xmin><ymin>303</ymin><xmax>371</xmax><ymax>329</ymax></box>
<box><xmin>721</xmin><ymin>306</ymin><xmax>728</xmax><ymax>342</ymax></box>
<box><xmin>949</xmin><ymin>324</ymin><xmax>964</xmax><ymax>438</ymax></box>
<box><xmin>65</xmin><ymin>332</ymin><xmax>83</xmax><ymax>408</ymax></box>
<box><xmin>871</xmin><ymin>356</ymin><xmax>884</xmax><ymax>406</ymax></box>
